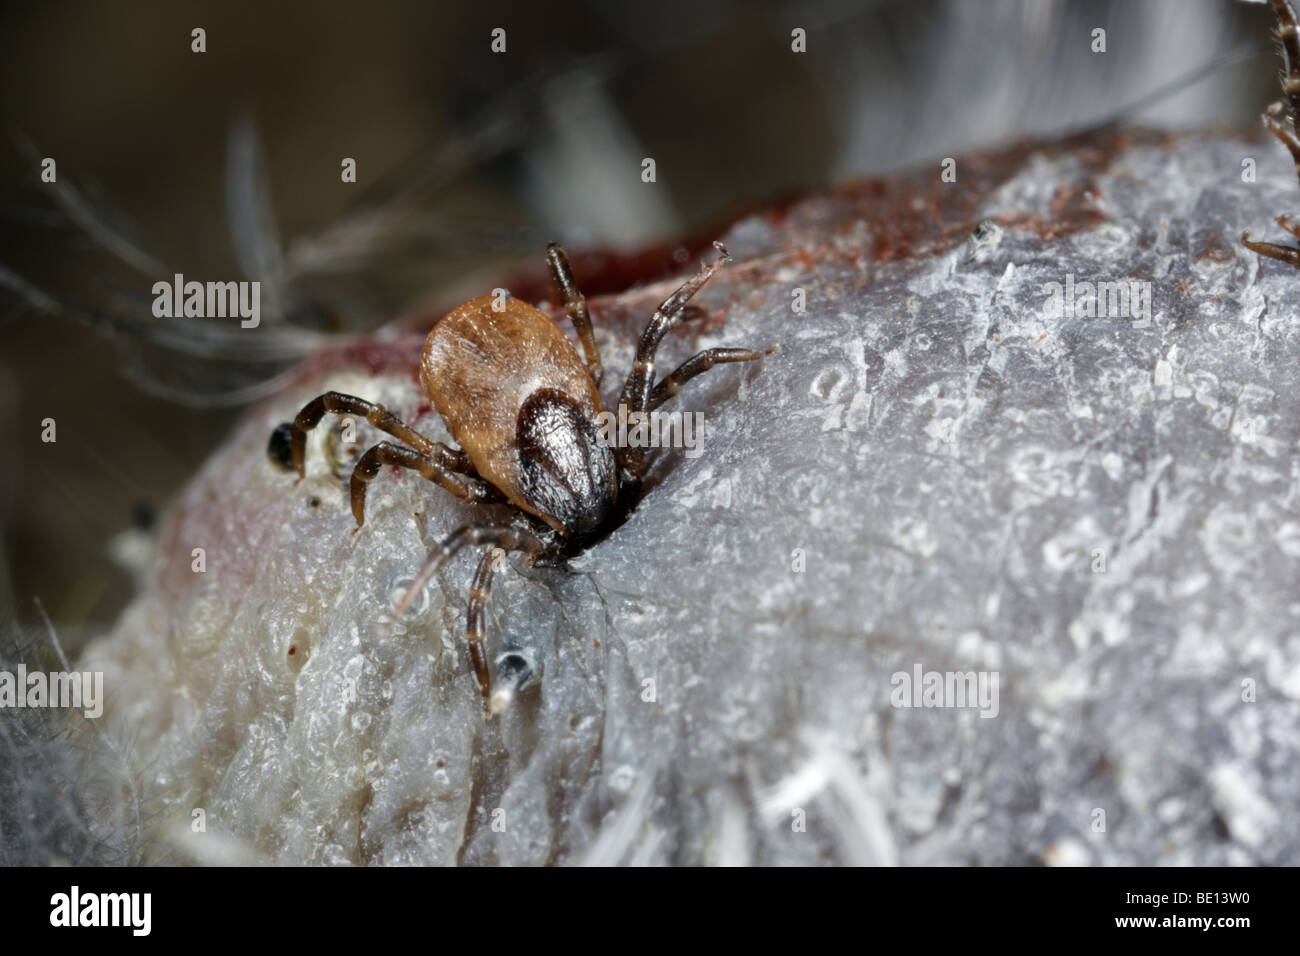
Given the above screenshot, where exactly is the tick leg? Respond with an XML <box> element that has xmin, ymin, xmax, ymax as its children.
<box><xmin>1276</xmin><ymin>214</ymin><xmax>1300</xmax><ymax>239</ymax></box>
<box><xmin>648</xmin><ymin>347</ymin><xmax>776</xmax><ymax>411</ymax></box>
<box><xmin>465</xmin><ymin>547</ymin><xmax>502</xmax><ymax>713</ymax></box>
<box><xmin>1242</xmin><ymin>231</ymin><xmax>1300</xmax><ymax>266</ymax></box>
<box><xmin>289</xmin><ymin>390</ymin><xmax>471</xmax><ymax>478</ymax></box>
<box><xmin>1263</xmin><ymin>102</ymin><xmax>1300</xmax><ymax>178</ymax></box>
<box><xmin>546</xmin><ymin>243</ymin><xmax>603</xmax><ymax>386</ymax></box>
<box><xmin>350</xmin><ymin>442</ymin><xmax>502</xmax><ymax>528</ymax></box>
<box><xmin>394</xmin><ymin>523</ymin><xmax>547</xmax><ymax>620</ymax></box>
<box><xmin>618</xmin><ymin>242</ymin><xmax>731</xmax><ymax>416</ymax></box>
<box><xmin>395</xmin><ymin>524</ymin><xmax>547</xmax><ymax>713</ymax></box>
<box><xmin>616</xmin><ymin>242</ymin><xmax>730</xmax><ymax>478</ymax></box>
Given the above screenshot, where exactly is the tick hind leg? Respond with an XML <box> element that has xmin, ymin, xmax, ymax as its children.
<box><xmin>394</xmin><ymin>523</ymin><xmax>549</xmax><ymax>714</ymax></box>
<box><xmin>349</xmin><ymin>441</ymin><xmax>502</xmax><ymax>528</ymax></box>
<box><xmin>284</xmin><ymin>390</ymin><xmax>473</xmax><ymax>478</ymax></box>
<box><xmin>1243</xmin><ymin>1</ymin><xmax>1300</xmax><ymax>266</ymax></box>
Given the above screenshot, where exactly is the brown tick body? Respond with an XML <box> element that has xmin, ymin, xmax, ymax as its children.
<box><xmin>420</xmin><ymin>294</ymin><xmax>617</xmax><ymax>539</ymax></box>
<box><xmin>269</xmin><ymin>241</ymin><xmax>772</xmax><ymax>715</ymax></box>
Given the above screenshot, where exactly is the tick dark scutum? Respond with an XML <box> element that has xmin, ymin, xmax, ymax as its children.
<box><xmin>516</xmin><ymin>388</ymin><xmax>617</xmax><ymax>538</ymax></box>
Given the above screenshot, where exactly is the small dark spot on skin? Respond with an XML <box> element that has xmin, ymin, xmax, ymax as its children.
<box><xmin>287</xmin><ymin>629</ymin><xmax>309</xmax><ymax>667</ymax></box>
<box><xmin>267</xmin><ymin>422</ymin><xmax>295</xmax><ymax>471</ymax></box>
<box><xmin>435</xmin><ymin>760</ymin><xmax>446</xmax><ymax>769</ymax></box>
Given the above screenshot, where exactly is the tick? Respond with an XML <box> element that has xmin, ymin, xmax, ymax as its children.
<box><xmin>269</xmin><ymin>241</ymin><xmax>772</xmax><ymax>715</ymax></box>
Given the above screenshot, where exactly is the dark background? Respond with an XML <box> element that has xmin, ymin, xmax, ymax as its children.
<box><xmin>0</xmin><ymin>0</ymin><xmax>1278</xmax><ymax>650</ymax></box>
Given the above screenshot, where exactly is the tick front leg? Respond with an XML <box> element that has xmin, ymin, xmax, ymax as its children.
<box><xmin>617</xmin><ymin>242</ymin><xmax>730</xmax><ymax>479</ymax></box>
<box><xmin>1242</xmin><ymin>231</ymin><xmax>1300</xmax><ymax>267</ymax></box>
<box><xmin>648</xmin><ymin>346</ymin><xmax>777</xmax><ymax>411</ymax></box>
<box><xmin>287</xmin><ymin>390</ymin><xmax>471</xmax><ymax>478</ymax></box>
<box><xmin>350</xmin><ymin>441</ymin><xmax>502</xmax><ymax>528</ymax></box>
<box><xmin>1262</xmin><ymin>102</ymin><xmax>1300</xmax><ymax>183</ymax></box>
<box><xmin>546</xmin><ymin>243</ymin><xmax>604</xmax><ymax>386</ymax></box>
<box><xmin>1275</xmin><ymin>214</ymin><xmax>1300</xmax><ymax>239</ymax></box>
<box><xmin>617</xmin><ymin>242</ymin><xmax>731</xmax><ymax>418</ymax></box>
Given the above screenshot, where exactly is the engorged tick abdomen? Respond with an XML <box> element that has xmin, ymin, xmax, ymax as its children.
<box><xmin>420</xmin><ymin>295</ymin><xmax>605</xmax><ymax>521</ymax></box>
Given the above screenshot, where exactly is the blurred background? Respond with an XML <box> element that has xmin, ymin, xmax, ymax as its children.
<box><xmin>0</xmin><ymin>0</ymin><xmax>1281</xmax><ymax>652</ymax></box>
